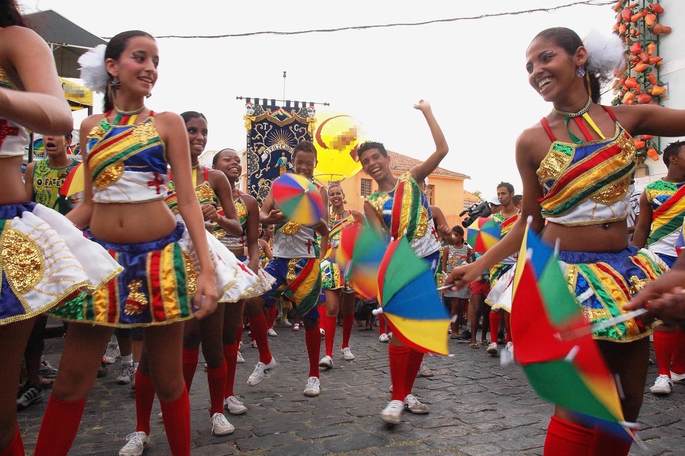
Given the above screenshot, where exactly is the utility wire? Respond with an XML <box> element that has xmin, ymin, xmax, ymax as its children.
<box><xmin>126</xmin><ymin>0</ymin><xmax>614</xmax><ymax>40</ymax></box>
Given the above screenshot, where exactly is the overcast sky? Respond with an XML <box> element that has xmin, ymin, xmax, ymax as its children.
<box><xmin>20</xmin><ymin>0</ymin><xmax>615</xmax><ymax>197</ymax></box>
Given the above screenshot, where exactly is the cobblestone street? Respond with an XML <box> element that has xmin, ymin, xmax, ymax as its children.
<box><xmin>18</xmin><ymin>325</ymin><xmax>685</xmax><ymax>455</ymax></box>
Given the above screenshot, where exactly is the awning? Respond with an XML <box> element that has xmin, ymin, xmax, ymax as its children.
<box><xmin>24</xmin><ymin>10</ymin><xmax>106</xmax><ymax>78</ymax></box>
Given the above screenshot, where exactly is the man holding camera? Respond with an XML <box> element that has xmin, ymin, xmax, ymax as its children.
<box><xmin>484</xmin><ymin>182</ymin><xmax>519</xmax><ymax>356</ymax></box>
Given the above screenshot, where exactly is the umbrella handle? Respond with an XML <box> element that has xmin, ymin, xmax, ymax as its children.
<box><xmin>372</xmin><ymin>308</ymin><xmax>384</xmax><ymax>316</ymax></box>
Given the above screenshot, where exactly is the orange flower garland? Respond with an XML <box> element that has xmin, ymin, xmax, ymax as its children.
<box><xmin>612</xmin><ymin>0</ymin><xmax>670</xmax><ymax>160</ymax></box>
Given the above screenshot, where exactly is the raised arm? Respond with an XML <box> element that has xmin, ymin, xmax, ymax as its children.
<box><xmin>409</xmin><ymin>100</ymin><xmax>449</xmax><ymax>183</ymax></box>
<box><xmin>631</xmin><ymin>193</ymin><xmax>652</xmax><ymax>248</ymax></box>
<box><xmin>0</xmin><ymin>26</ymin><xmax>72</xmax><ymax>134</ymax></box>
<box><xmin>159</xmin><ymin>112</ymin><xmax>217</xmax><ymax>318</ymax></box>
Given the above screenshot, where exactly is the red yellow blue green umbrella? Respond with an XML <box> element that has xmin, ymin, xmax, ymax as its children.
<box><xmin>466</xmin><ymin>217</ymin><xmax>501</xmax><ymax>254</ymax></box>
<box><xmin>337</xmin><ymin>222</ymin><xmax>387</xmax><ymax>300</ymax></box>
<box><xmin>376</xmin><ymin>237</ymin><xmax>450</xmax><ymax>355</ymax></box>
<box><xmin>511</xmin><ymin>223</ymin><xmax>633</xmax><ymax>437</ymax></box>
<box><xmin>60</xmin><ymin>162</ymin><xmax>85</xmax><ymax>197</ymax></box>
<box><xmin>271</xmin><ymin>173</ymin><xmax>325</xmax><ymax>226</ymax></box>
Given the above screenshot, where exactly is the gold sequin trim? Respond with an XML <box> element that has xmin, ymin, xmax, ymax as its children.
<box><xmin>195</xmin><ymin>181</ymin><xmax>217</xmax><ymax>206</ymax></box>
<box><xmin>416</xmin><ymin>206</ymin><xmax>428</xmax><ymax>239</ymax></box>
<box><xmin>94</xmin><ymin>162</ymin><xmax>124</xmax><ymax>189</ymax></box>
<box><xmin>536</xmin><ymin>149</ymin><xmax>573</xmax><ymax>184</ymax></box>
<box><xmin>590</xmin><ymin>175</ymin><xmax>631</xmax><ymax>206</ymax></box>
<box><xmin>124</xmin><ymin>280</ymin><xmax>148</xmax><ymax>316</ymax></box>
<box><xmin>0</xmin><ymin>225</ymin><xmax>44</xmax><ymax>295</ymax></box>
<box><xmin>132</xmin><ymin>121</ymin><xmax>158</xmax><ymax>143</ymax></box>
<box><xmin>286</xmin><ymin>258</ymin><xmax>298</xmax><ymax>284</ymax></box>
<box><xmin>628</xmin><ymin>275</ymin><xmax>647</xmax><ymax>295</ymax></box>
<box><xmin>183</xmin><ymin>252</ymin><xmax>198</xmax><ymax>295</ymax></box>
<box><xmin>281</xmin><ymin>221</ymin><xmax>302</xmax><ymax>235</ymax></box>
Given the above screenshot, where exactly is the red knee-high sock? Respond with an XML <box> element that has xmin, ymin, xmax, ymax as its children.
<box><xmin>34</xmin><ymin>395</ymin><xmax>86</xmax><ymax>456</ymax></box>
<box><xmin>406</xmin><ymin>349</ymin><xmax>425</xmax><ymax>395</ymax></box>
<box><xmin>305</xmin><ymin>322</ymin><xmax>321</xmax><ymax>377</ymax></box>
<box><xmin>378</xmin><ymin>314</ymin><xmax>387</xmax><ymax>335</ymax></box>
<box><xmin>318</xmin><ymin>305</ymin><xmax>326</xmax><ymax>323</ymax></box>
<box><xmin>266</xmin><ymin>305</ymin><xmax>278</xmax><ymax>329</ymax></box>
<box><xmin>543</xmin><ymin>415</ymin><xmax>594</xmax><ymax>456</ymax></box>
<box><xmin>182</xmin><ymin>347</ymin><xmax>199</xmax><ymax>389</ymax></box>
<box><xmin>653</xmin><ymin>330</ymin><xmax>678</xmax><ymax>376</ymax></box>
<box><xmin>248</xmin><ymin>312</ymin><xmax>273</xmax><ymax>364</ymax></box>
<box><xmin>0</xmin><ymin>426</ymin><xmax>24</xmax><ymax>456</ymax></box>
<box><xmin>223</xmin><ymin>342</ymin><xmax>238</xmax><ymax>398</ymax></box>
<box><xmin>135</xmin><ymin>369</ymin><xmax>156</xmax><ymax>435</ymax></box>
<box><xmin>160</xmin><ymin>388</ymin><xmax>191</xmax><ymax>456</ymax></box>
<box><xmin>341</xmin><ymin>313</ymin><xmax>353</xmax><ymax>349</ymax></box>
<box><xmin>591</xmin><ymin>428</ymin><xmax>632</xmax><ymax>456</ymax></box>
<box><xmin>504</xmin><ymin>313</ymin><xmax>512</xmax><ymax>343</ymax></box>
<box><xmin>324</xmin><ymin>314</ymin><xmax>337</xmax><ymax>357</ymax></box>
<box><xmin>489</xmin><ymin>311</ymin><xmax>501</xmax><ymax>344</ymax></box>
<box><xmin>389</xmin><ymin>344</ymin><xmax>410</xmax><ymax>401</ymax></box>
<box><xmin>671</xmin><ymin>329</ymin><xmax>685</xmax><ymax>375</ymax></box>
<box><xmin>207</xmin><ymin>362</ymin><xmax>227</xmax><ymax>415</ymax></box>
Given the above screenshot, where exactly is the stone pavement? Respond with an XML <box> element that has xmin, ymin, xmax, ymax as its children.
<box><xmin>18</xmin><ymin>325</ymin><xmax>685</xmax><ymax>455</ymax></box>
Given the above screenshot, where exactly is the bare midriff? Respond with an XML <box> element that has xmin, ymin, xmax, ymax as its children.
<box><xmin>542</xmin><ymin>220</ymin><xmax>628</xmax><ymax>253</ymax></box>
<box><xmin>0</xmin><ymin>157</ymin><xmax>29</xmax><ymax>204</ymax></box>
<box><xmin>91</xmin><ymin>200</ymin><xmax>176</xmax><ymax>243</ymax></box>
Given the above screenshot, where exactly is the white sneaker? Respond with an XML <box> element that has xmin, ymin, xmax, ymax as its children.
<box><xmin>224</xmin><ymin>395</ymin><xmax>247</xmax><ymax>415</ymax></box>
<box><xmin>236</xmin><ymin>351</ymin><xmax>245</xmax><ymax>364</ymax></box>
<box><xmin>381</xmin><ymin>400</ymin><xmax>404</xmax><ymax>424</ymax></box>
<box><xmin>247</xmin><ymin>357</ymin><xmax>277</xmax><ymax>386</ymax></box>
<box><xmin>117</xmin><ymin>363</ymin><xmax>136</xmax><ymax>385</ymax></box>
<box><xmin>293</xmin><ymin>322</ymin><xmax>301</xmax><ymax>331</ymax></box>
<box><xmin>320</xmin><ymin>327</ymin><xmax>326</xmax><ymax>337</ymax></box>
<box><xmin>103</xmin><ymin>340</ymin><xmax>120</xmax><ymax>365</ymax></box>
<box><xmin>404</xmin><ymin>394</ymin><xmax>429</xmax><ymax>414</ymax></box>
<box><xmin>210</xmin><ymin>412</ymin><xmax>235</xmax><ymax>436</ymax></box>
<box><xmin>379</xmin><ymin>333</ymin><xmax>390</xmax><ymax>343</ymax></box>
<box><xmin>303</xmin><ymin>376</ymin><xmax>320</xmax><ymax>397</ymax></box>
<box><xmin>486</xmin><ymin>342</ymin><xmax>498</xmax><ymax>356</ymax></box>
<box><xmin>650</xmin><ymin>375</ymin><xmax>672</xmax><ymax>395</ymax></box>
<box><xmin>119</xmin><ymin>431</ymin><xmax>149</xmax><ymax>456</ymax></box>
<box><xmin>250</xmin><ymin>340</ymin><xmax>257</xmax><ymax>348</ymax></box>
<box><xmin>319</xmin><ymin>355</ymin><xmax>333</xmax><ymax>369</ymax></box>
<box><xmin>341</xmin><ymin>347</ymin><xmax>355</xmax><ymax>361</ymax></box>
<box><xmin>671</xmin><ymin>370</ymin><xmax>685</xmax><ymax>383</ymax></box>
<box><xmin>282</xmin><ymin>318</ymin><xmax>292</xmax><ymax>327</ymax></box>
<box><xmin>267</xmin><ymin>328</ymin><xmax>278</xmax><ymax>337</ymax></box>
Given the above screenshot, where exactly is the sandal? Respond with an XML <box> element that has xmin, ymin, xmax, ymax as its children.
<box><xmin>469</xmin><ymin>342</ymin><xmax>480</xmax><ymax>349</ymax></box>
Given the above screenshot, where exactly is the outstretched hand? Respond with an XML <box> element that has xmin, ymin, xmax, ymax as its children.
<box><xmin>445</xmin><ymin>261</ymin><xmax>485</xmax><ymax>291</ymax></box>
<box><xmin>625</xmin><ymin>268</ymin><xmax>685</xmax><ymax>322</ymax></box>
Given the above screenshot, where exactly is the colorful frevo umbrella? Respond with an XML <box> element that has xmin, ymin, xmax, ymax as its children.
<box><xmin>60</xmin><ymin>162</ymin><xmax>85</xmax><ymax>197</ymax></box>
<box><xmin>466</xmin><ymin>217</ymin><xmax>501</xmax><ymax>254</ymax></box>
<box><xmin>271</xmin><ymin>173</ymin><xmax>325</xmax><ymax>226</ymax></box>
<box><xmin>377</xmin><ymin>237</ymin><xmax>450</xmax><ymax>355</ymax></box>
<box><xmin>511</xmin><ymin>223</ymin><xmax>635</xmax><ymax>439</ymax></box>
<box><xmin>336</xmin><ymin>222</ymin><xmax>388</xmax><ymax>300</ymax></box>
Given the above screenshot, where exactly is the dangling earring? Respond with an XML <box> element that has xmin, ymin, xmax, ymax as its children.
<box><xmin>146</xmin><ymin>92</ymin><xmax>152</xmax><ymax>98</ymax></box>
<box><xmin>110</xmin><ymin>76</ymin><xmax>121</xmax><ymax>88</ymax></box>
<box><xmin>576</xmin><ymin>66</ymin><xmax>586</xmax><ymax>78</ymax></box>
